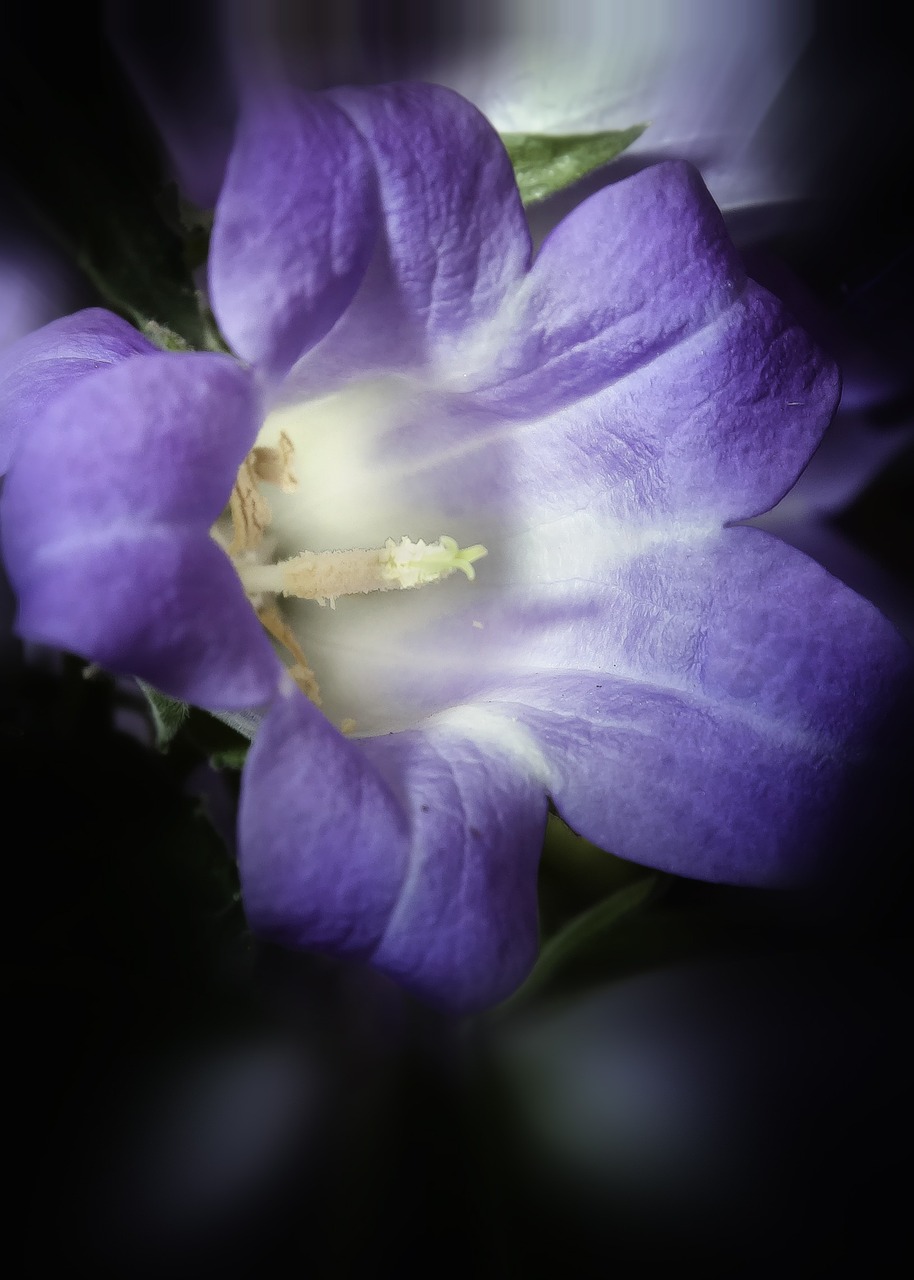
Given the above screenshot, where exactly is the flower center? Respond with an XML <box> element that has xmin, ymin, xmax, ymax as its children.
<box><xmin>214</xmin><ymin>430</ymin><xmax>486</xmax><ymax>727</ymax></box>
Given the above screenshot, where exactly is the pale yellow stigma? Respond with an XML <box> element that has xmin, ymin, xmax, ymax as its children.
<box><xmin>381</xmin><ymin>536</ymin><xmax>488</xmax><ymax>588</ymax></box>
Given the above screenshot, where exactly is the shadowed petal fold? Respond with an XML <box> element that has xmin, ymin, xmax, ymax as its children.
<box><xmin>331</xmin><ymin>83</ymin><xmax>531</xmax><ymax>359</ymax></box>
<box><xmin>1</xmin><ymin>351</ymin><xmax>280</xmax><ymax>707</ymax></box>
<box><xmin>238</xmin><ymin>690</ymin><xmax>547</xmax><ymax>1011</ymax></box>
<box><xmin>0</xmin><ymin>308</ymin><xmax>155</xmax><ymax>475</ymax></box>
<box><xmin>273</xmin><ymin>83</ymin><xmax>533</xmax><ymax>400</ymax></box>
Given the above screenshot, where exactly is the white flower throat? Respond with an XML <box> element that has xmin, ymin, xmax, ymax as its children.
<box><xmin>214</xmin><ymin>424</ymin><xmax>486</xmax><ymax>724</ymax></box>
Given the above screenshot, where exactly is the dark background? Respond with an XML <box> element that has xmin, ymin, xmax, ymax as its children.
<box><xmin>2</xmin><ymin>3</ymin><xmax>913</xmax><ymax>1275</ymax></box>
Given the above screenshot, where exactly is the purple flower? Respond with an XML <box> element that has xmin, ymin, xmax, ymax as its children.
<box><xmin>0</xmin><ymin>85</ymin><xmax>908</xmax><ymax>1010</ymax></box>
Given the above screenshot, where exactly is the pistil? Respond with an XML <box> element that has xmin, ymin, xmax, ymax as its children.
<box><xmin>238</xmin><ymin>536</ymin><xmax>487</xmax><ymax>605</ymax></box>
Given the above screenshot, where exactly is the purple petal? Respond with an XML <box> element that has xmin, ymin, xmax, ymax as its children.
<box><xmin>752</xmin><ymin>511</ymin><xmax>914</xmax><ymax>646</ymax></box>
<box><xmin>468</xmin><ymin>527</ymin><xmax>909</xmax><ymax>886</ymax></box>
<box><xmin>274</xmin><ymin>83</ymin><xmax>532</xmax><ymax>400</ymax></box>
<box><xmin>469</xmin><ymin>162</ymin><xmax>742</xmax><ymax>412</ymax></box>
<box><xmin>238</xmin><ymin>689</ymin><xmax>547</xmax><ymax>1011</ymax></box>
<box><xmin>209</xmin><ymin>88</ymin><xmax>379</xmax><ymax>379</ymax></box>
<box><xmin>0</xmin><ymin>308</ymin><xmax>154</xmax><ymax>475</ymax></box>
<box><xmin>330</xmin><ymin>83</ymin><xmax>531</xmax><ymax>357</ymax></box>
<box><xmin>1</xmin><ymin>351</ymin><xmax>280</xmax><ymax>707</ymax></box>
<box><xmin>755</xmin><ymin>406</ymin><xmax>914</xmax><ymax>521</ymax></box>
<box><xmin>463</xmin><ymin>162</ymin><xmax>838</xmax><ymax>521</ymax></box>
<box><xmin>13</xmin><ymin>531</ymin><xmax>277</xmax><ymax>708</ymax></box>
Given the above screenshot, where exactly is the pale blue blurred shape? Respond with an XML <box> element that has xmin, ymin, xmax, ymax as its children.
<box><xmin>498</xmin><ymin>964</ymin><xmax>751</xmax><ymax>1210</ymax></box>
<box><xmin>92</xmin><ymin>1034</ymin><xmax>320</xmax><ymax>1264</ymax></box>
<box><xmin>126</xmin><ymin>1</ymin><xmax>812</xmax><ymax>216</ymax></box>
<box><xmin>1</xmin><ymin>247</ymin><xmax>66</xmax><ymax>352</ymax></box>
<box><xmin>431</xmin><ymin>0</ymin><xmax>813</xmax><ymax>212</ymax></box>
<box><xmin>494</xmin><ymin>950</ymin><xmax>902</xmax><ymax>1238</ymax></box>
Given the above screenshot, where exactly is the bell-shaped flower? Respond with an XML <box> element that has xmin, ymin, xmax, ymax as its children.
<box><xmin>0</xmin><ymin>85</ymin><xmax>908</xmax><ymax>1010</ymax></box>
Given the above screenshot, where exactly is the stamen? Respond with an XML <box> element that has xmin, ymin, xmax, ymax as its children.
<box><xmin>250</xmin><ymin>431</ymin><xmax>298</xmax><ymax>493</ymax></box>
<box><xmin>227</xmin><ymin>432</ymin><xmax>297</xmax><ymax>555</ymax></box>
<box><xmin>257</xmin><ymin>602</ymin><xmax>322</xmax><ymax>704</ymax></box>
<box><xmin>228</xmin><ymin>456</ymin><xmax>272</xmax><ymax>555</ymax></box>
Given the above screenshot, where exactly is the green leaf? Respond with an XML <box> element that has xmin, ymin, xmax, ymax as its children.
<box><xmin>176</xmin><ymin>197</ymin><xmax>215</xmax><ymax>272</ymax></box>
<box><xmin>501</xmin><ymin>124</ymin><xmax>647</xmax><ymax>205</ymax></box>
<box><xmin>138</xmin><ymin>681</ymin><xmax>189</xmax><ymax>749</ymax></box>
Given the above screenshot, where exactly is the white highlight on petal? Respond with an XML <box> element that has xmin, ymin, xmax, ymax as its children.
<box><xmin>423</xmin><ymin>703</ymin><xmax>554</xmax><ymax>787</ymax></box>
<box><xmin>257</xmin><ymin>378</ymin><xmax>438</xmax><ymax>553</ymax></box>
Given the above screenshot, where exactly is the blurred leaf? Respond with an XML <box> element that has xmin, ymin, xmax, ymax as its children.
<box><xmin>537</xmin><ymin>876</ymin><xmax>658</xmax><ymax>988</ymax></box>
<box><xmin>539</xmin><ymin>812</ymin><xmax>646</xmax><ymax>936</ymax></box>
<box><xmin>209</xmin><ymin>745</ymin><xmax>249</xmax><ymax>771</ymax></box>
<box><xmin>4</xmin><ymin>709</ymin><xmax>246</xmax><ymax>984</ymax></box>
<box><xmin>498</xmin><ymin>874</ymin><xmax>661</xmax><ymax>1015</ymax></box>
<box><xmin>138</xmin><ymin>681</ymin><xmax>188</xmax><ymax>749</ymax></box>
<box><xmin>501</xmin><ymin>125</ymin><xmax>647</xmax><ymax>205</ymax></box>
<box><xmin>177</xmin><ymin>196</ymin><xmax>215</xmax><ymax>271</ymax></box>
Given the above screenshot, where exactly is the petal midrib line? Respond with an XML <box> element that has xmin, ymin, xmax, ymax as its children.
<box><xmin>474</xmin><ymin>673</ymin><xmax>844</xmax><ymax>759</ymax></box>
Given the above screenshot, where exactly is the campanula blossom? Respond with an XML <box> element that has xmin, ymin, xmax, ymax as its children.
<box><xmin>0</xmin><ymin>85</ymin><xmax>908</xmax><ymax>1010</ymax></box>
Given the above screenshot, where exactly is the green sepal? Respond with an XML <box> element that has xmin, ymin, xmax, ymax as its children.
<box><xmin>501</xmin><ymin>124</ymin><xmax>647</xmax><ymax>205</ymax></box>
<box><xmin>531</xmin><ymin>874</ymin><xmax>659</xmax><ymax>988</ymax></box>
<box><xmin>138</xmin><ymin>681</ymin><xmax>189</xmax><ymax>750</ymax></box>
<box><xmin>137</xmin><ymin>683</ymin><xmax>251</xmax><ymax>767</ymax></box>
<box><xmin>141</xmin><ymin>311</ymin><xmax>230</xmax><ymax>356</ymax></box>
<box><xmin>175</xmin><ymin>196</ymin><xmax>215</xmax><ymax>272</ymax></box>
<box><xmin>141</xmin><ymin>320</ymin><xmax>192</xmax><ymax>352</ymax></box>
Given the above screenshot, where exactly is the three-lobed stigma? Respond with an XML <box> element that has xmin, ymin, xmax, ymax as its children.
<box><xmin>380</xmin><ymin>536</ymin><xmax>487</xmax><ymax>588</ymax></box>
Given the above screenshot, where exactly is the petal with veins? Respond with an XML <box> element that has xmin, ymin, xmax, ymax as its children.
<box><xmin>1</xmin><ymin>351</ymin><xmax>280</xmax><ymax>707</ymax></box>
<box><xmin>239</xmin><ymin>688</ymin><xmax>547</xmax><ymax>1011</ymax></box>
